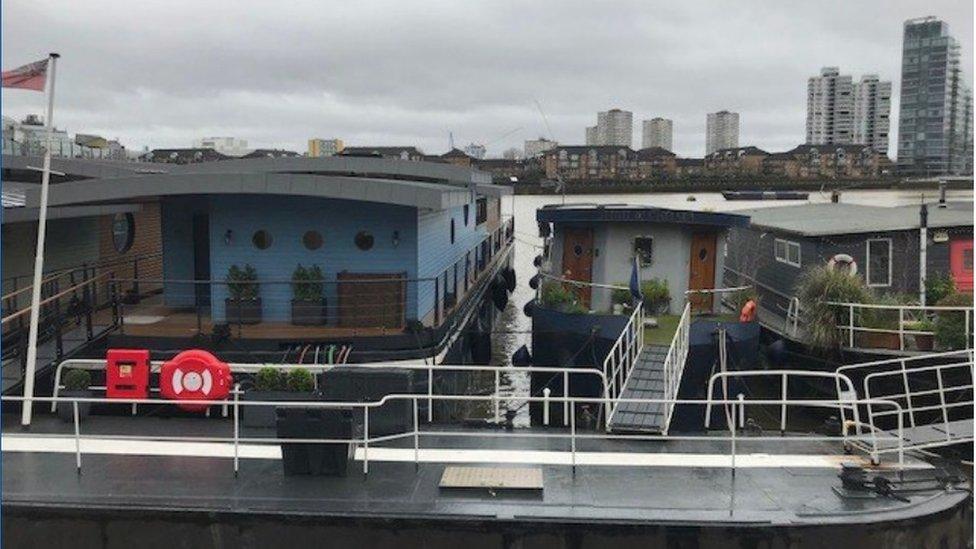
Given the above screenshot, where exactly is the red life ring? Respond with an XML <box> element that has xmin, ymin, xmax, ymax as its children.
<box><xmin>159</xmin><ymin>349</ymin><xmax>233</xmax><ymax>412</ymax></box>
<box><xmin>739</xmin><ymin>299</ymin><xmax>757</xmax><ymax>322</ymax></box>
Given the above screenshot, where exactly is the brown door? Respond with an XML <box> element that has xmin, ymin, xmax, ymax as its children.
<box><xmin>561</xmin><ymin>228</ymin><xmax>594</xmax><ymax>307</ymax></box>
<box><xmin>688</xmin><ymin>233</ymin><xmax>717</xmax><ymax>313</ymax></box>
<box><xmin>337</xmin><ymin>272</ymin><xmax>406</xmax><ymax>329</ymax></box>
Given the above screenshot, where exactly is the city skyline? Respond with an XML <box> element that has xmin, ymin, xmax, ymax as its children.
<box><xmin>1</xmin><ymin>1</ymin><xmax>972</xmax><ymax>158</ymax></box>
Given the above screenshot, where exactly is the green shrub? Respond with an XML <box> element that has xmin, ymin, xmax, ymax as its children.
<box><xmin>226</xmin><ymin>264</ymin><xmax>259</xmax><ymax>300</ymax></box>
<box><xmin>63</xmin><ymin>369</ymin><xmax>92</xmax><ymax>391</ymax></box>
<box><xmin>641</xmin><ymin>279</ymin><xmax>670</xmax><ymax>314</ymax></box>
<box><xmin>925</xmin><ymin>274</ymin><xmax>956</xmax><ymax>306</ymax></box>
<box><xmin>286</xmin><ymin>368</ymin><xmax>315</xmax><ymax>392</ymax></box>
<box><xmin>254</xmin><ymin>367</ymin><xmax>284</xmax><ymax>391</ymax></box>
<box><xmin>292</xmin><ymin>264</ymin><xmax>325</xmax><ymax>302</ymax></box>
<box><xmin>729</xmin><ymin>287</ymin><xmax>760</xmax><ymax>312</ymax></box>
<box><xmin>934</xmin><ymin>292</ymin><xmax>973</xmax><ymax>350</ymax></box>
<box><xmin>540</xmin><ymin>281</ymin><xmax>587</xmax><ymax>313</ymax></box>
<box><xmin>611</xmin><ymin>286</ymin><xmax>633</xmax><ymax>307</ymax></box>
<box><xmin>796</xmin><ymin>266</ymin><xmax>873</xmax><ymax>351</ymax></box>
<box><xmin>862</xmin><ymin>294</ymin><xmax>905</xmax><ymax>331</ymax></box>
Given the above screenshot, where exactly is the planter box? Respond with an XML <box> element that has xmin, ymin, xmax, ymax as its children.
<box><xmin>291</xmin><ymin>299</ymin><xmax>327</xmax><ymax>326</ymax></box>
<box><xmin>58</xmin><ymin>389</ymin><xmax>93</xmax><ymax>423</ymax></box>
<box><xmin>276</xmin><ymin>407</ymin><xmax>354</xmax><ymax>476</ymax></box>
<box><xmin>242</xmin><ymin>391</ymin><xmax>317</xmax><ymax>430</ymax></box>
<box><xmin>225</xmin><ymin>298</ymin><xmax>262</xmax><ymax>325</ymax></box>
<box><xmin>858</xmin><ymin>331</ymin><xmax>901</xmax><ymax>350</ymax></box>
<box><xmin>914</xmin><ymin>333</ymin><xmax>935</xmax><ymax>352</ymax></box>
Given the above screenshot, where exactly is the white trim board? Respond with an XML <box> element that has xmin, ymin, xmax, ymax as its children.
<box><xmin>1</xmin><ymin>435</ymin><xmax>929</xmax><ymax>470</ymax></box>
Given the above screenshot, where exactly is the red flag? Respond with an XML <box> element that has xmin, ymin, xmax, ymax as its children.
<box><xmin>2</xmin><ymin>58</ymin><xmax>49</xmax><ymax>91</ymax></box>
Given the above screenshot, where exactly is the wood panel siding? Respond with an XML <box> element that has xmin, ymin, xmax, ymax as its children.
<box><xmin>336</xmin><ymin>272</ymin><xmax>406</xmax><ymax>328</ymax></box>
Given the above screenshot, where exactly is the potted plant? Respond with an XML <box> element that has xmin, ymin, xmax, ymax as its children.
<box><xmin>291</xmin><ymin>264</ymin><xmax>327</xmax><ymax>326</ymax></box>
<box><xmin>641</xmin><ymin>279</ymin><xmax>671</xmax><ymax>315</ymax></box>
<box><xmin>905</xmin><ymin>318</ymin><xmax>935</xmax><ymax>351</ymax></box>
<box><xmin>275</xmin><ymin>369</ymin><xmax>354</xmax><ymax>476</ymax></box>
<box><xmin>539</xmin><ymin>281</ymin><xmax>587</xmax><ymax>314</ymax></box>
<box><xmin>58</xmin><ymin>369</ymin><xmax>93</xmax><ymax>422</ymax></box>
<box><xmin>934</xmin><ymin>292</ymin><xmax>972</xmax><ymax>350</ymax></box>
<box><xmin>795</xmin><ymin>266</ymin><xmax>872</xmax><ymax>352</ymax></box>
<box><xmin>225</xmin><ymin>264</ymin><xmax>261</xmax><ymax>325</ymax></box>
<box><xmin>858</xmin><ymin>295</ymin><xmax>903</xmax><ymax>350</ymax></box>
<box><xmin>611</xmin><ymin>286</ymin><xmax>633</xmax><ymax>315</ymax></box>
<box><xmin>242</xmin><ymin>367</ymin><xmax>317</xmax><ymax>429</ymax></box>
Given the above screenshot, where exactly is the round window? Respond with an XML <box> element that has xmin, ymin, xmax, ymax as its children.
<box><xmin>302</xmin><ymin>230</ymin><xmax>323</xmax><ymax>250</ymax></box>
<box><xmin>111</xmin><ymin>213</ymin><xmax>135</xmax><ymax>253</ymax></box>
<box><xmin>355</xmin><ymin>231</ymin><xmax>374</xmax><ymax>251</ymax></box>
<box><xmin>252</xmin><ymin>230</ymin><xmax>273</xmax><ymax>250</ymax></box>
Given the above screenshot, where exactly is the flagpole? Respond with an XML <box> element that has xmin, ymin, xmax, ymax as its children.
<box><xmin>20</xmin><ymin>52</ymin><xmax>59</xmax><ymax>427</ymax></box>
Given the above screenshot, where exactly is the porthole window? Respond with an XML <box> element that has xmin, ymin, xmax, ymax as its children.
<box><xmin>355</xmin><ymin>231</ymin><xmax>374</xmax><ymax>251</ymax></box>
<box><xmin>252</xmin><ymin>230</ymin><xmax>273</xmax><ymax>250</ymax></box>
<box><xmin>302</xmin><ymin>230</ymin><xmax>323</xmax><ymax>250</ymax></box>
<box><xmin>111</xmin><ymin>213</ymin><xmax>135</xmax><ymax>253</ymax></box>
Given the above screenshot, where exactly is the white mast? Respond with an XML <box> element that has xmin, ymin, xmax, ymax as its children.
<box><xmin>21</xmin><ymin>52</ymin><xmax>60</xmax><ymax>426</ymax></box>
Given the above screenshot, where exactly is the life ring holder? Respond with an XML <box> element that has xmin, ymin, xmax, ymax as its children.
<box><xmin>827</xmin><ymin>253</ymin><xmax>857</xmax><ymax>275</ymax></box>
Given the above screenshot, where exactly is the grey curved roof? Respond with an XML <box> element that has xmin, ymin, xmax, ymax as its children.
<box><xmin>737</xmin><ymin>202</ymin><xmax>973</xmax><ymax>236</ymax></box>
<box><xmin>15</xmin><ymin>156</ymin><xmax>510</xmax><ymax>211</ymax></box>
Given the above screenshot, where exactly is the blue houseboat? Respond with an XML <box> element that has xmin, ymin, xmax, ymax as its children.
<box><xmin>11</xmin><ymin>155</ymin><xmax>514</xmax><ymax>369</ymax></box>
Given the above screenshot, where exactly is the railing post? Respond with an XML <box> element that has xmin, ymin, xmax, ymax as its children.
<box><xmin>898</xmin><ymin>308</ymin><xmax>905</xmax><ymax>351</ymax></box>
<box><xmin>413</xmin><ymin>398</ymin><xmax>420</xmax><ymax>471</ymax></box>
<box><xmin>363</xmin><ymin>407</ymin><xmax>369</xmax><ymax>479</ymax></box>
<box><xmin>935</xmin><ymin>368</ymin><xmax>950</xmax><ymax>440</ymax></box>
<box><xmin>780</xmin><ymin>373</ymin><xmax>787</xmax><ymax>433</ymax></box>
<box><xmin>737</xmin><ymin>393</ymin><xmax>745</xmax><ymax>428</ymax></box>
<box><xmin>570</xmin><ymin>400</ymin><xmax>576</xmax><ymax>478</ymax></box>
<box><xmin>563</xmin><ymin>371</ymin><xmax>569</xmax><ymax>426</ymax></box>
<box><xmin>543</xmin><ymin>387</ymin><xmax>551</xmax><ymax>426</ymax></box>
<box><xmin>233</xmin><ymin>384</ymin><xmax>240</xmax><ymax>477</ymax></box>
<box><xmin>73</xmin><ymin>400</ymin><xmax>82</xmax><ymax>474</ymax></box>
<box><xmin>848</xmin><ymin>304</ymin><xmax>855</xmax><ymax>348</ymax></box>
<box><xmin>966</xmin><ymin>310</ymin><xmax>971</xmax><ymax>350</ymax></box>
<box><xmin>900</xmin><ymin>360</ymin><xmax>915</xmax><ymax>428</ymax></box>
<box><xmin>493</xmin><ymin>370</ymin><xmax>501</xmax><ymax>423</ymax></box>
<box><xmin>427</xmin><ymin>365</ymin><xmax>433</xmax><ymax>423</ymax></box>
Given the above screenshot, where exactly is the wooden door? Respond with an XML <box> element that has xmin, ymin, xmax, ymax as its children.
<box><xmin>688</xmin><ymin>233</ymin><xmax>717</xmax><ymax>313</ymax></box>
<box><xmin>561</xmin><ymin>228</ymin><xmax>594</xmax><ymax>307</ymax></box>
<box><xmin>337</xmin><ymin>272</ymin><xmax>406</xmax><ymax>329</ymax></box>
<box><xmin>950</xmin><ymin>238</ymin><xmax>974</xmax><ymax>292</ymax></box>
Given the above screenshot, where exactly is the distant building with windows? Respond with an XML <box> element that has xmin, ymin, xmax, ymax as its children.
<box><xmin>308</xmin><ymin>138</ymin><xmax>344</xmax><ymax>157</ymax></box>
<box><xmin>853</xmin><ymin>75</ymin><xmax>892</xmax><ymax>154</ymax></box>
<box><xmin>896</xmin><ymin>16</ymin><xmax>973</xmax><ymax>175</ymax></box>
<box><xmin>806</xmin><ymin>67</ymin><xmax>855</xmax><ymax>146</ymax></box>
<box><xmin>340</xmin><ymin>146</ymin><xmax>425</xmax><ymax>161</ymax></box>
<box><xmin>463</xmin><ymin>143</ymin><xmax>487</xmax><ymax>160</ymax></box>
<box><xmin>193</xmin><ymin>137</ymin><xmax>250</xmax><ymax>157</ymax></box>
<box><xmin>595</xmin><ymin>109</ymin><xmax>633</xmax><ymax>147</ymax></box>
<box><xmin>585</xmin><ymin>126</ymin><xmax>598</xmax><ymax>145</ymax></box>
<box><xmin>641</xmin><ymin>118</ymin><xmax>673</xmax><ymax>151</ymax></box>
<box><xmin>542</xmin><ymin>145</ymin><xmax>638</xmax><ymax>180</ymax></box>
<box><xmin>706</xmin><ymin>111</ymin><xmax>739</xmax><ymax>154</ymax></box>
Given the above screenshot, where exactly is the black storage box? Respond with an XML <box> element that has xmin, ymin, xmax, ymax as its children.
<box><xmin>275</xmin><ymin>407</ymin><xmax>354</xmax><ymax>476</ymax></box>
<box><xmin>320</xmin><ymin>367</ymin><xmax>416</xmax><ymax>437</ymax></box>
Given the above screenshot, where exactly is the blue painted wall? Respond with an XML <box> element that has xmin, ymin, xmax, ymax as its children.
<box><xmin>416</xmin><ymin>200</ymin><xmax>489</xmax><ymax>322</ymax></box>
<box><xmin>160</xmin><ymin>196</ymin><xmax>209</xmax><ymax>308</ymax></box>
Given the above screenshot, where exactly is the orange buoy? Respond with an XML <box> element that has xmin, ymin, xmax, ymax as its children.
<box><xmin>739</xmin><ymin>299</ymin><xmax>757</xmax><ymax>322</ymax></box>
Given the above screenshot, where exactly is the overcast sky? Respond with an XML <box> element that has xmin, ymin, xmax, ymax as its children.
<box><xmin>2</xmin><ymin>1</ymin><xmax>972</xmax><ymax>158</ymax></box>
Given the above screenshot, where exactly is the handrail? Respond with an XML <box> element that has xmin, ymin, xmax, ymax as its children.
<box><xmin>602</xmin><ymin>301</ymin><xmax>645</xmax><ymax>429</ymax></box>
<box><xmin>825</xmin><ymin>301</ymin><xmax>973</xmax><ymax>351</ymax></box>
<box><xmin>3</xmin><ymin>392</ymin><xmax>907</xmax><ymax>477</ymax></box>
<box><xmin>661</xmin><ymin>302</ymin><xmax>691</xmax><ymax>434</ymax></box>
<box><xmin>1</xmin><ymin>251</ymin><xmax>163</xmax><ymax>300</ymax></box>
<box><xmin>704</xmin><ymin>370</ymin><xmax>860</xmax><ymax>434</ymax></box>
<box><xmin>1</xmin><ymin>272</ymin><xmax>111</xmax><ymax>325</ymax></box>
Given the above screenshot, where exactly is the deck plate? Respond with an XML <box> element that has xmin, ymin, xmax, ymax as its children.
<box><xmin>439</xmin><ymin>466</ymin><xmax>543</xmax><ymax>490</ymax></box>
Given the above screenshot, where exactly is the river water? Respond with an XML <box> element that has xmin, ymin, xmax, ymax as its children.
<box><xmin>491</xmin><ymin>189</ymin><xmax>974</xmax><ymax>425</ymax></box>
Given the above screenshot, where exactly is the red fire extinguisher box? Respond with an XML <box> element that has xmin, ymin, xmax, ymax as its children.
<box><xmin>106</xmin><ymin>349</ymin><xmax>150</xmax><ymax>399</ymax></box>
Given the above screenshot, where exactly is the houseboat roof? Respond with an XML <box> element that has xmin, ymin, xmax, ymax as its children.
<box><xmin>13</xmin><ymin>155</ymin><xmax>510</xmax><ymax>211</ymax></box>
<box><xmin>738</xmin><ymin>202</ymin><xmax>974</xmax><ymax>237</ymax></box>
<box><xmin>536</xmin><ymin>203</ymin><xmax>750</xmax><ymax>227</ymax></box>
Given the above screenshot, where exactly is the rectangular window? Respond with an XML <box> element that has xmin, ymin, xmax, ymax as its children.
<box><xmin>774</xmin><ymin>238</ymin><xmax>801</xmax><ymax>267</ymax></box>
<box><xmin>475</xmin><ymin>197</ymin><xmax>488</xmax><ymax>225</ymax></box>
<box><xmin>866</xmin><ymin>239</ymin><xmax>892</xmax><ymax>287</ymax></box>
<box><xmin>634</xmin><ymin>236</ymin><xmax>653</xmax><ymax>264</ymax></box>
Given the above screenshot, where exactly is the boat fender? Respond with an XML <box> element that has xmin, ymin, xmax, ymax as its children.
<box><xmin>492</xmin><ymin>281</ymin><xmax>509</xmax><ymax>311</ymax></box>
<box><xmin>523</xmin><ymin>298</ymin><xmax>536</xmax><ymax>318</ymax></box>
<box><xmin>739</xmin><ymin>300</ymin><xmax>757</xmax><ymax>322</ymax></box>
<box><xmin>529</xmin><ymin>273</ymin><xmax>541</xmax><ymax>290</ymax></box>
<box><xmin>538</xmin><ymin>222</ymin><xmax>551</xmax><ymax>238</ymax></box>
<box><xmin>511</xmin><ymin>345</ymin><xmax>532</xmax><ymax>367</ymax></box>
<box><xmin>159</xmin><ymin>349</ymin><xmax>233</xmax><ymax>412</ymax></box>
<box><xmin>827</xmin><ymin>253</ymin><xmax>858</xmax><ymax>275</ymax></box>
<box><xmin>533</xmin><ymin>255</ymin><xmax>543</xmax><ymax>267</ymax></box>
<box><xmin>502</xmin><ymin>267</ymin><xmax>516</xmax><ymax>292</ymax></box>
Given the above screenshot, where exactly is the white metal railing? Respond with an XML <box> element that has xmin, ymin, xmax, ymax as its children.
<box><xmin>836</xmin><ymin>350</ymin><xmax>974</xmax><ymax>453</ymax></box>
<box><xmin>785</xmin><ymin>297</ymin><xmax>800</xmax><ymax>337</ymax></box>
<box><xmin>2</xmin><ymin>392</ymin><xmax>906</xmax><ymax>478</ymax></box>
<box><xmin>704</xmin><ymin>370</ymin><xmax>861</xmax><ymax>434</ymax></box>
<box><xmin>826</xmin><ymin>301</ymin><xmax>974</xmax><ymax>352</ymax></box>
<box><xmin>602</xmin><ymin>301</ymin><xmax>645</xmax><ymax>428</ymax></box>
<box><xmin>51</xmin><ymin>359</ymin><xmax>611</xmax><ymax>427</ymax></box>
<box><xmin>661</xmin><ymin>302</ymin><xmax>691</xmax><ymax>434</ymax></box>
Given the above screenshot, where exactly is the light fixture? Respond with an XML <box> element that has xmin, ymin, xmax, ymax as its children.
<box><xmin>391</xmin><ymin>230</ymin><xmax>400</xmax><ymax>248</ymax></box>
<box><xmin>224</xmin><ymin>229</ymin><xmax>233</xmax><ymax>245</ymax></box>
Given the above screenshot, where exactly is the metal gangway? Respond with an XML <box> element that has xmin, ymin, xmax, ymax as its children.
<box><xmin>837</xmin><ymin>350</ymin><xmax>974</xmax><ymax>457</ymax></box>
